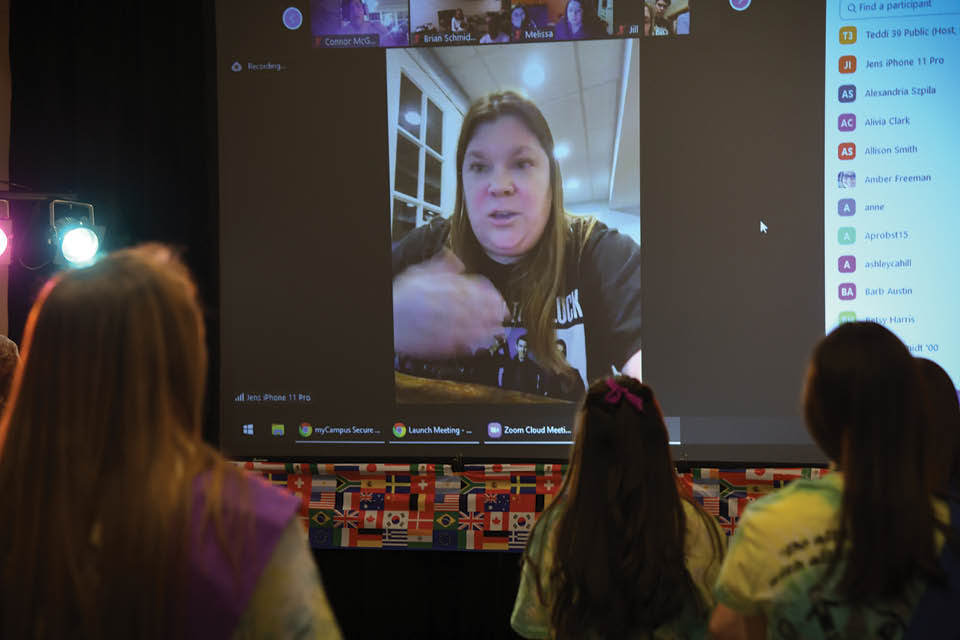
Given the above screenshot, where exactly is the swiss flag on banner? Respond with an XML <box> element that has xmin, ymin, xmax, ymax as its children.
<box><xmin>411</xmin><ymin>475</ymin><xmax>435</xmax><ymax>494</ymax></box>
<box><xmin>537</xmin><ymin>475</ymin><xmax>562</xmax><ymax>494</ymax></box>
<box><xmin>287</xmin><ymin>474</ymin><xmax>311</xmax><ymax>515</ymax></box>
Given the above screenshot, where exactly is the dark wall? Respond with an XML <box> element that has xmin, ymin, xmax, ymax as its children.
<box><xmin>9</xmin><ymin>0</ymin><xmax>219</xmax><ymax>436</ymax></box>
<box><xmin>316</xmin><ymin>549</ymin><xmax>525</xmax><ymax>638</ymax></box>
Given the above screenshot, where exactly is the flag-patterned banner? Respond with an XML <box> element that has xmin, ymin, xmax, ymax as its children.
<box><xmin>240</xmin><ymin>463</ymin><xmax>823</xmax><ymax>551</ymax></box>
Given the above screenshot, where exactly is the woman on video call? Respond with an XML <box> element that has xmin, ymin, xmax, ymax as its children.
<box><xmin>392</xmin><ymin>91</ymin><xmax>642</xmax><ymax>401</ymax></box>
<box><xmin>553</xmin><ymin>0</ymin><xmax>602</xmax><ymax>40</ymax></box>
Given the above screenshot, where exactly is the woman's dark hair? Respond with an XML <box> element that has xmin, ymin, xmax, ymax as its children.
<box><xmin>804</xmin><ymin>322</ymin><xmax>943</xmax><ymax>602</ymax></box>
<box><xmin>916</xmin><ymin>357</ymin><xmax>960</xmax><ymax>489</ymax></box>
<box><xmin>523</xmin><ymin>375</ymin><xmax>723</xmax><ymax>637</ymax></box>
<box><xmin>568</xmin><ymin>0</ymin><xmax>605</xmax><ymax>35</ymax></box>
<box><xmin>510</xmin><ymin>3</ymin><xmax>536</xmax><ymax>31</ymax></box>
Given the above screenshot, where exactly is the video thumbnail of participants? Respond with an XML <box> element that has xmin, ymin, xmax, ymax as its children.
<box><xmin>410</xmin><ymin>0</ymin><xmax>621</xmax><ymax>44</ymax></box>
<box><xmin>388</xmin><ymin>40</ymin><xmax>642</xmax><ymax>405</ymax></box>
<box><xmin>613</xmin><ymin>0</ymin><xmax>689</xmax><ymax>37</ymax></box>
<box><xmin>408</xmin><ymin>0</ymin><xmax>689</xmax><ymax>45</ymax></box>
<box><xmin>311</xmin><ymin>0</ymin><xmax>410</xmax><ymax>48</ymax></box>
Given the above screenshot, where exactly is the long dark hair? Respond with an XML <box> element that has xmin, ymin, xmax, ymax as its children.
<box><xmin>447</xmin><ymin>91</ymin><xmax>595</xmax><ymax>379</ymax></box>
<box><xmin>523</xmin><ymin>375</ymin><xmax>723</xmax><ymax>637</ymax></box>
<box><xmin>917</xmin><ymin>357</ymin><xmax>960</xmax><ymax>490</ymax></box>
<box><xmin>804</xmin><ymin>322</ymin><xmax>943</xmax><ymax>602</ymax></box>
<box><xmin>0</xmin><ymin>245</ymin><xmax>246</xmax><ymax>638</ymax></box>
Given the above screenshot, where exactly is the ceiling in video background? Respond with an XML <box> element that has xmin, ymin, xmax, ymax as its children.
<box><xmin>424</xmin><ymin>40</ymin><xmax>639</xmax><ymax>207</ymax></box>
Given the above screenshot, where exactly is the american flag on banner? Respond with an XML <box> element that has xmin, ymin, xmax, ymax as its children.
<box><xmin>435</xmin><ymin>493</ymin><xmax>459</xmax><ymax>512</ymax></box>
<box><xmin>243</xmin><ymin>462</ymin><xmax>834</xmax><ymax>553</ymax></box>
<box><xmin>309</xmin><ymin>493</ymin><xmax>336</xmax><ymax>510</ymax></box>
<box><xmin>701</xmin><ymin>496</ymin><xmax>720</xmax><ymax>516</ymax></box>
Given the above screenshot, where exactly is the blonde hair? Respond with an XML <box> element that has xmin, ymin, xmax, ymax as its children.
<box><xmin>0</xmin><ymin>244</ymin><xmax>243</xmax><ymax>638</ymax></box>
<box><xmin>448</xmin><ymin>91</ymin><xmax>595</xmax><ymax>377</ymax></box>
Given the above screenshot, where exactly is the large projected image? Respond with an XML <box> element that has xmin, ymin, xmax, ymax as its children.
<box><xmin>387</xmin><ymin>41</ymin><xmax>642</xmax><ymax>405</ymax></box>
<box><xmin>220</xmin><ymin>2</ymin><xmax>895</xmax><ymax>462</ymax></box>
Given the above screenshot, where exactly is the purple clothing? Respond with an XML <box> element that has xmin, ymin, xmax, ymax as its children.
<box><xmin>553</xmin><ymin>18</ymin><xmax>595</xmax><ymax>40</ymax></box>
<box><xmin>184</xmin><ymin>471</ymin><xmax>300</xmax><ymax>639</ymax></box>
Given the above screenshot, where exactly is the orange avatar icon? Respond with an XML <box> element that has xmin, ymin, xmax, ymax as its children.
<box><xmin>839</xmin><ymin>26</ymin><xmax>857</xmax><ymax>44</ymax></box>
<box><xmin>838</xmin><ymin>143</ymin><xmax>856</xmax><ymax>160</ymax></box>
<box><xmin>839</xmin><ymin>55</ymin><xmax>857</xmax><ymax>73</ymax></box>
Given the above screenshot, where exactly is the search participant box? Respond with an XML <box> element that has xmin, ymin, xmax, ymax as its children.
<box><xmin>841</xmin><ymin>0</ymin><xmax>960</xmax><ymax>20</ymax></box>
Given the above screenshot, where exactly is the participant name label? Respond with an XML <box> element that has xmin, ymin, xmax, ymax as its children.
<box><xmin>320</xmin><ymin>34</ymin><xmax>379</xmax><ymax>48</ymax></box>
<box><xmin>864</xmin><ymin>86</ymin><xmax>936</xmax><ymax>97</ymax></box>
<box><xmin>421</xmin><ymin>32</ymin><xmax>476</xmax><ymax>44</ymax></box>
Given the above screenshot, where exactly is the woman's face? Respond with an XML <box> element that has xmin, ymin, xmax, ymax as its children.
<box><xmin>643</xmin><ymin>5</ymin><xmax>651</xmax><ymax>35</ymax></box>
<box><xmin>462</xmin><ymin>115</ymin><xmax>552</xmax><ymax>264</ymax></box>
<box><xmin>511</xmin><ymin>7</ymin><xmax>525</xmax><ymax>28</ymax></box>
<box><xmin>567</xmin><ymin>0</ymin><xmax>583</xmax><ymax>30</ymax></box>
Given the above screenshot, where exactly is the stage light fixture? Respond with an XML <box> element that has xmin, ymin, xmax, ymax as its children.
<box><xmin>0</xmin><ymin>200</ymin><xmax>12</xmax><ymax>265</ymax></box>
<box><xmin>49</xmin><ymin>200</ymin><xmax>105</xmax><ymax>267</ymax></box>
<box><xmin>60</xmin><ymin>226</ymin><xmax>100</xmax><ymax>264</ymax></box>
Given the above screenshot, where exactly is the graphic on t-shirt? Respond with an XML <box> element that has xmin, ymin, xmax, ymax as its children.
<box><xmin>716</xmin><ymin>474</ymin><xmax>937</xmax><ymax>638</ymax></box>
<box><xmin>388</xmin><ymin>41</ymin><xmax>642</xmax><ymax>404</ymax></box>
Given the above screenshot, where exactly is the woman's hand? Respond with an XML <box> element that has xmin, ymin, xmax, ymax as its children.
<box><xmin>393</xmin><ymin>250</ymin><xmax>510</xmax><ymax>359</ymax></box>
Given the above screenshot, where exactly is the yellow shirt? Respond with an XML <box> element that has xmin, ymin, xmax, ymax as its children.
<box><xmin>511</xmin><ymin>499</ymin><xmax>725</xmax><ymax>639</ymax></box>
<box><xmin>714</xmin><ymin>472</ymin><xmax>949</xmax><ymax>639</ymax></box>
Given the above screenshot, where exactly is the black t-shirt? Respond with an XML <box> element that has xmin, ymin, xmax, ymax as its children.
<box><xmin>392</xmin><ymin>216</ymin><xmax>642</xmax><ymax>398</ymax></box>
